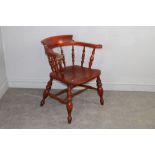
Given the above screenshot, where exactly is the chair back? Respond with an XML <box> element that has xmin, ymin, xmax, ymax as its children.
<box><xmin>41</xmin><ymin>35</ymin><xmax>102</xmax><ymax>73</ymax></box>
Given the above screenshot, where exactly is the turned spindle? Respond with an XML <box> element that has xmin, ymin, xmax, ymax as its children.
<box><xmin>81</xmin><ymin>46</ymin><xmax>85</xmax><ymax>67</ymax></box>
<box><xmin>89</xmin><ymin>48</ymin><xmax>95</xmax><ymax>68</ymax></box>
<box><xmin>72</xmin><ymin>45</ymin><xmax>75</xmax><ymax>66</ymax></box>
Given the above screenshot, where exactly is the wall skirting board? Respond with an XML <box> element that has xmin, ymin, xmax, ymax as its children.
<box><xmin>8</xmin><ymin>78</ymin><xmax>155</xmax><ymax>92</ymax></box>
<box><xmin>0</xmin><ymin>80</ymin><xmax>8</xmax><ymax>99</ymax></box>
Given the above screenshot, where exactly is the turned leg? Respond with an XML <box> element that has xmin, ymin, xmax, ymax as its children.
<box><xmin>40</xmin><ymin>76</ymin><xmax>53</xmax><ymax>107</ymax></box>
<box><xmin>96</xmin><ymin>76</ymin><xmax>104</xmax><ymax>105</ymax></box>
<box><xmin>66</xmin><ymin>85</ymin><xmax>73</xmax><ymax>124</ymax></box>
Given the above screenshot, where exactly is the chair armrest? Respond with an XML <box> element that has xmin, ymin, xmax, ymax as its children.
<box><xmin>53</xmin><ymin>52</ymin><xmax>63</xmax><ymax>62</ymax></box>
<box><xmin>47</xmin><ymin>50</ymin><xmax>63</xmax><ymax>63</ymax></box>
<box><xmin>53</xmin><ymin>41</ymin><xmax>102</xmax><ymax>49</ymax></box>
<box><xmin>73</xmin><ymin>41</ymin><xmax>102</xmax><ymax>49</ymax></box>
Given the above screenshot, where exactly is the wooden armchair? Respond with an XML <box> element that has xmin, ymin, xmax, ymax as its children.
<box><xmin>40</xmin><ymin>35</ymin><xmax>104</xmax><ymax>123</ymax></box>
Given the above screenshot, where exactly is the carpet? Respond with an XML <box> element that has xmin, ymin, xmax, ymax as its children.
<box><xmin>0</xmin><ymin>88</ymin><xmax>155</xmax><ymax>128</ymax></box>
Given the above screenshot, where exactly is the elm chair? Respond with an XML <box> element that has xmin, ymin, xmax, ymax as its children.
<box><xmin>40</xmin><ymin>35</ymin><xmax>104</xmax><ymax>124</ymax></box>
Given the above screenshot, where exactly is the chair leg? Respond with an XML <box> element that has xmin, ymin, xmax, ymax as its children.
<box><xmin>96</xmin><ymin>76</ymin><xmax>104</xmax><ymax>105</ymax></box>
<box><xmin>66</xmin><ymin>85</ymin><xmax>73</xmax><ymax>124</ymax></box>
<box><xmin>40</xmin><ymin>76</ymin><xmax>53</xmax><ymax>107</ymax></box>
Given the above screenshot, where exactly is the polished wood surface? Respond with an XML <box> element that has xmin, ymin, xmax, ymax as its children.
<box><xmin>52</xmin><ymin>65</ymin><xmax>101</xmax><ymax>85</ymax></box>
<box><xmin>40</xmin><ymin>35</ymin><xmax>104</xmax><ymax>123</ymax></box>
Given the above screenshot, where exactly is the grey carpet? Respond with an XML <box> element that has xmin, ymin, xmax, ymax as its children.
<box><xmin>0</xmin><ymin>88</ymin><xmax>155</xmax><ymax>128</ymax></box>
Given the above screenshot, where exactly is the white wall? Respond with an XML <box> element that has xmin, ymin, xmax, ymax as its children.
<box><xmin>1</xmin><ymin>26</ymin><xmax>155</xmax><ymax>91</ymax></box>
<box><xmin>0</xmin><ymin>28</ymin><xmax>8</xmax><ymax>98</ymax></box>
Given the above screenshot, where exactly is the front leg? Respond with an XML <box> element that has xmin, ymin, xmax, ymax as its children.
<box><xmin>66</xmin><ymin>85</ymin><xmax>73</xmax><ymax>124</ymax></box>
<box><xmin>40</xmin><ymin>76</ymin><xmax>53</xmax><ymax>107</ymax></box>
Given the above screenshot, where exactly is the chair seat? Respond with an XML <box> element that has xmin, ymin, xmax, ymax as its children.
<box><xmin>52</xmin><ymin>65</ymin><xmax>101</xmax><ymax>85</ymax></box>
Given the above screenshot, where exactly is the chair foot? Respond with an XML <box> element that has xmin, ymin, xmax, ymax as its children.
<box><xmin>67</xmin><ymin>103</ymin><xmax>73</xmax><ymax>124</ymax></box>
<box><xmin>40</xmin><ymin>77</ymin><xmax>53</xmax><ymax>107</ymax></box>
<box><xmin>66</xmin><ymin>85</ymin><xmax>73</xmax><ymax>124</ymax></box>
<box><xmin>40</xmin><ymin>99</ymin><xmax>45</xmax><ymax>107</ymax></box>
<box><xmin>96</xmin><ymin>76</ymin><xmax>104</xmax><ymax>106</ymax></box>
<box><xmin>100</xmin><ymin>98</ymin><xmax>104</xmax><ymax>105</ymax></box>
<box><xmin>67</xmin><ymin>115</ymin><xmax>72</xmax><ymax>124</ymax></box>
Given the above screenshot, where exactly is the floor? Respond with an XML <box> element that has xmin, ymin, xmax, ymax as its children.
<box><xmin>0</xmin><ymin>88</ymin><xmax>155</xmax><ymax>129</ymax></box>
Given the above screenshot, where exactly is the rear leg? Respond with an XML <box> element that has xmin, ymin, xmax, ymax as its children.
<box><xmin>96</xmin><ymin>76</ymin><xmax>104</xmax><ymax>105</ymax></box>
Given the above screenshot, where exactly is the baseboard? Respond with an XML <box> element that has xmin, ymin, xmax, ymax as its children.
<box><xmin>0</xmin><ymin>80</ymin><xmax>8</xmax><ymax>99</ymax></box>
<box><xmin>8</xmin><ymin>78</ymin><xmax>155</xmax><ymax>92</ymax></box>
<box><xmin>8</xmin><ymin>78</ymin><xmax>66</xmax><ymax>89</ymax></box>
<box><xmin>103</xmin><ymin>82</ymin><xmax>155</xmax><ymax>92</ymax></box>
